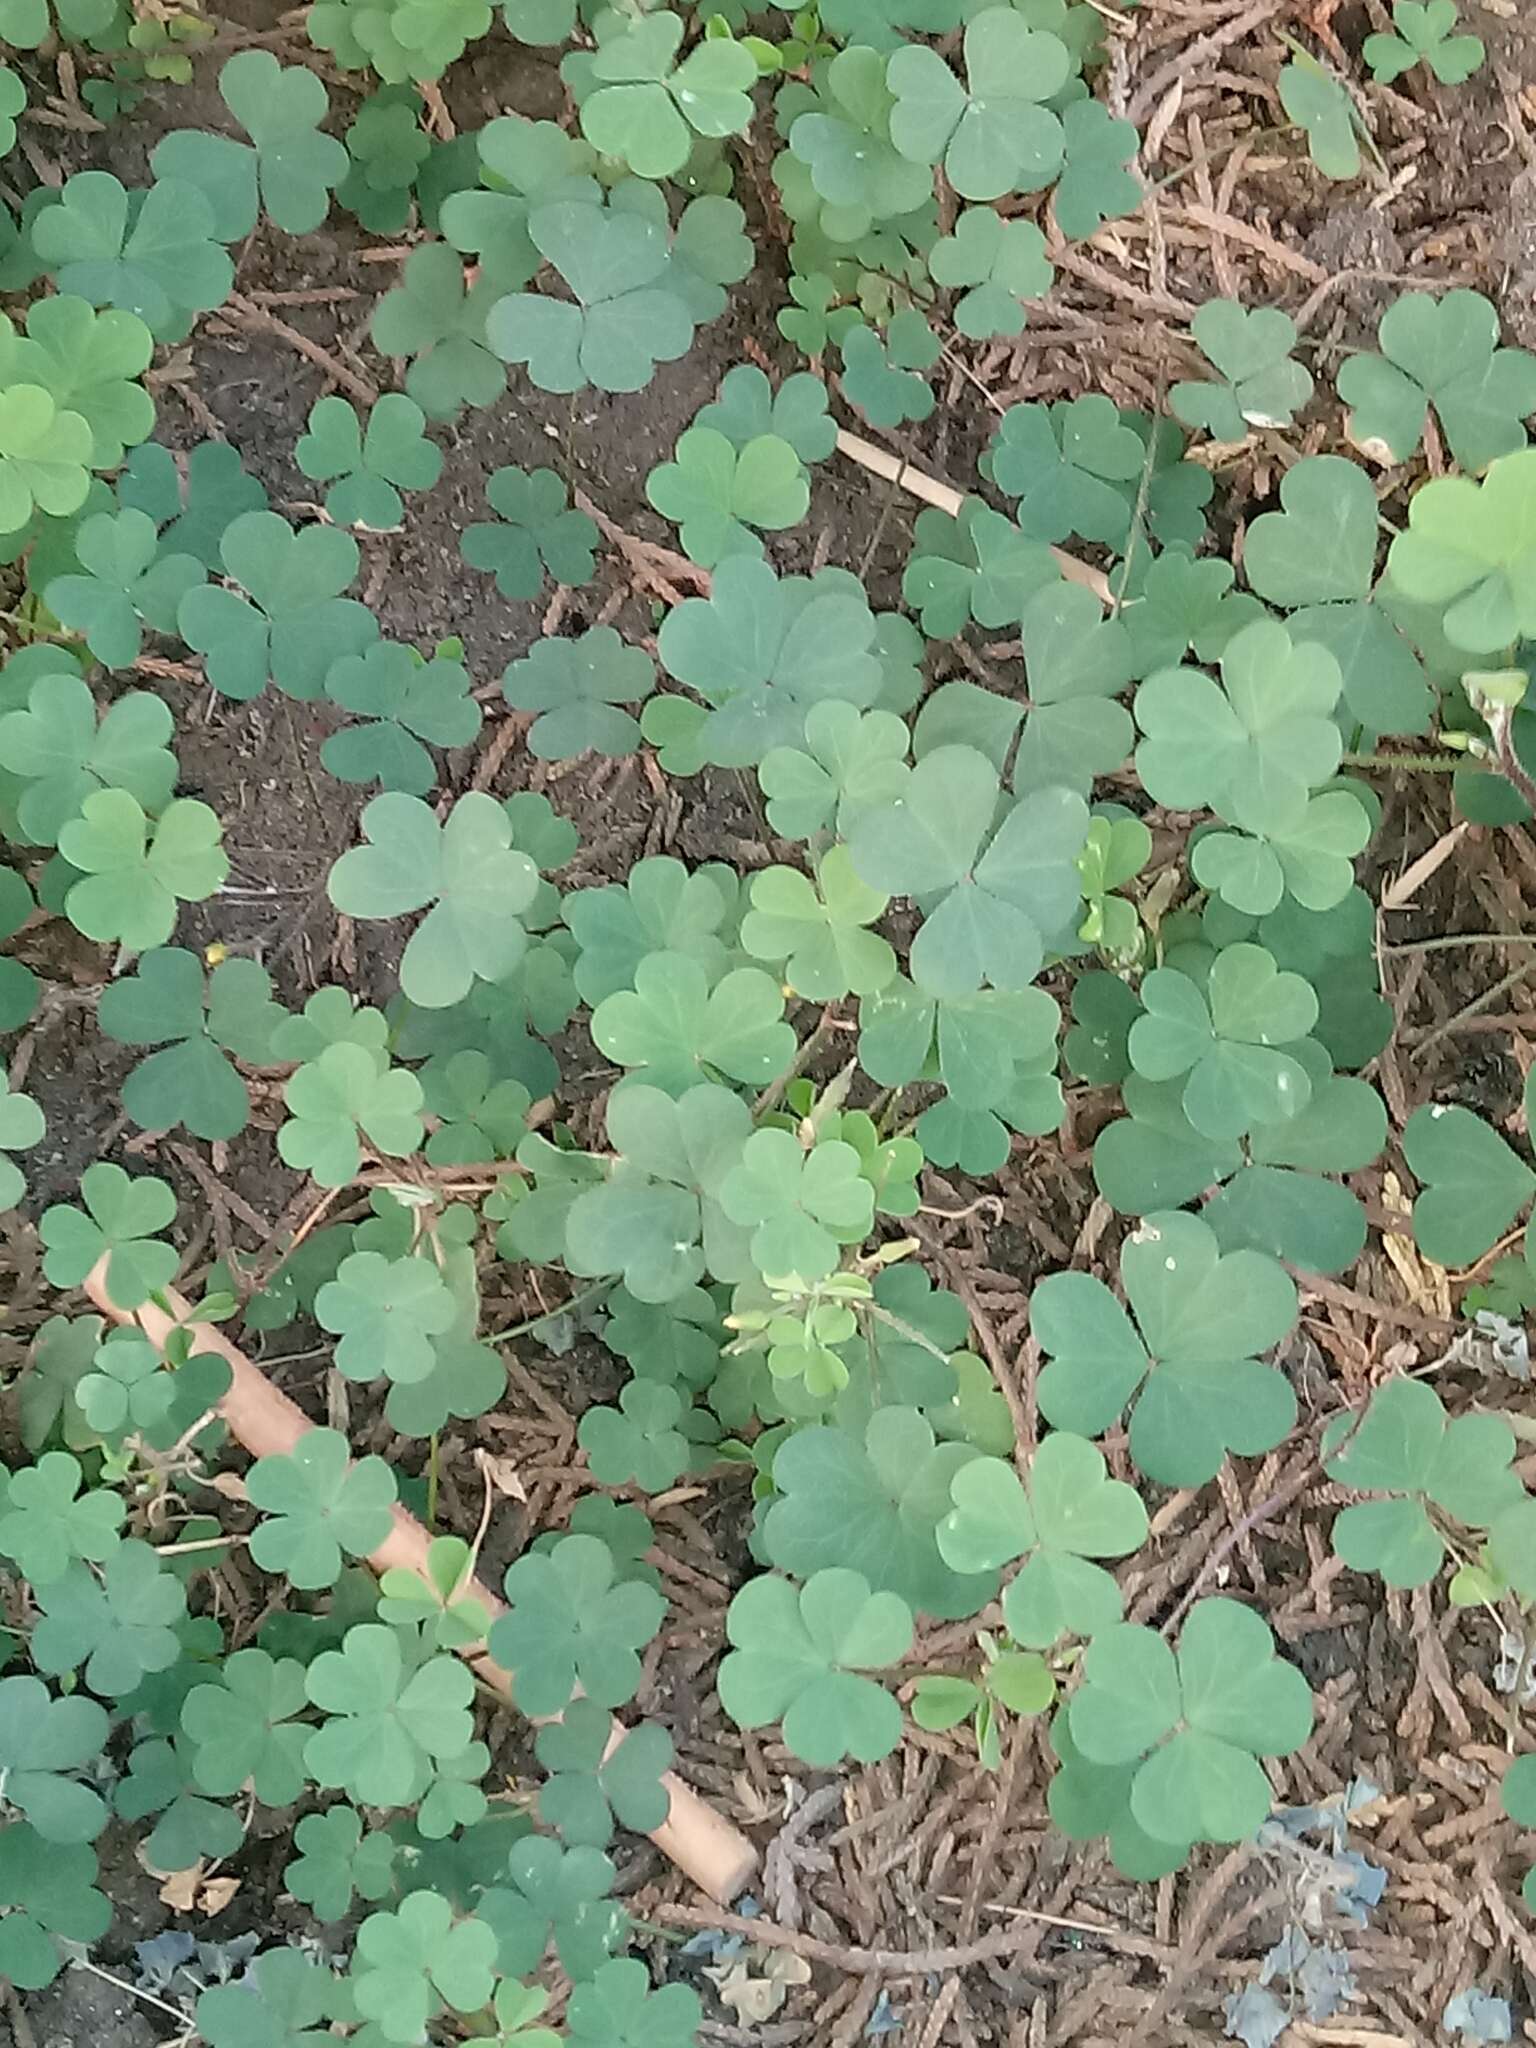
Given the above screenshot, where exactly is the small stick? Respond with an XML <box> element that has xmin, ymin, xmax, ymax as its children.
<box><xmin>834</xmin><ymin>430</ymin><xmax>1113</xmax><ymax>605</ymax></box>
<box><xmin>83</xmin><ymin>1263</ymin><xmax>758</xmax><ymax>1906</ymax></box>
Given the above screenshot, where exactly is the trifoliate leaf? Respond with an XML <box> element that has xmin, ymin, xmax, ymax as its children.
<box><xmin>327</xmin><ymin>790</ymin><xmax>540</xmax><ymax>1007</ymax></box>
<box><xmin>6</xmin><ymin>296</ymin><xmax>155</xmax><ymax>471</ymax></box>
<box><xmin>295</xmin><ymin>393</ymin><xmax>442</xmax><ymax>531</ymax></box>
<box><xmin>177</xmin><ymin>509</ymin><xmax>376</xmax><ymax>703</ymax></box>
<box><xmin>490</xmin><ymin>1533</ymin><xmax>667</xmax><ymax>1716</ymax></box>
<box><xmin>1171</xmin><ymin>300</ymin><xmax>1314</xmax><ymax>442</ymax></box>
<box><xmin>848</xmin><ymin>744</ymin><xmax>1087</xmax><ymax>995</ymax></box>
<box><xmin>246</xmin><ymin>1430</ymin><xmax>398</xmax><ymax>1589</ymax></box>
<box><xmin>718</xmin><ymin>1568</ymin><xmax>912</xmax><ymax>1765</ymax></box>
<box><xmin>284</xmin><ymin>1805</ymin><xmax>397</xmax><ymax>1923</ymax></box>
<box><xmin>1385</xmin><ymin>447</ymin><xmax>1536</xmax><ymax>654</ymax></box>
<box><xmin>928</xmin><ymin>207</ymin><xmax>1052</xmax><ymax>338</ymax></box>
<box><xmin>352</xmin><ymin>1892</ymin><xmax>498</xmax><ymax>2045</ymax></box>
<box><xmin>886</xmin><ymin>12</ymin><xmax>1069</xmax><ymax>200</ymax></box>
<box><xmin>487</xmin><ymin>196</ymin><xmax>695</xmax><ymax>396</ymax></box>
<box><xmin>502</xmin><ymin>626</ymin><xmax>655</xmax><ymax>760</ymax></box>
<box><xmin>460</xmin><ymin>465</ymin><xmax>598</xmax><ymax>599</ymax></box>
<box><xmin>1068</xmin><ymin>1598</ymin><xmax>1312</xmax><ymax>1847</ymax></box>
<box><xmin>277</xmin><ymin>1042</ymin><xmax>425</xmax><ymax>1185</ymax></box>
<box><xmin>38</xmin><ymin>1162</ymin><xmax>177</xmax><ymax>1308</ymax></box>
<box><xmin>1034</xmin><ymin>1211</ymin><xmax>1298</xmax><ymax>1486</ymax></box>
<box><xmin>1323</xmin><ymin>1378</ymin><xmax>1521</xmax><ymax>1586</ymax></box>
<box><xmin>315</xmin><ymin>1251</ymin><xmax>457</xmax><ymax>1384</ymax></box>
<box><xmin>591</xmin><ymin>951</ymin><xmax>794</xmax><ymax>1096</ymax></box>
<box><xmin>323</xmin><ymin>641</ymin><xmax>481</xmax><ymax>794</ymax></box>
<box><xmin>150</xmin><ymin>50</ymin><xmax>348</xmax><ymax>238</ymax></box>
<box><xmin>372</xmin><ymin>240</ymin><xmax>509</xmax><ymax>420</ymax></box>
<box><xmin>32</xmin><ymin>1539</ymin><xmax>186</xmax><ymax>1698</ymax></box>
<box><xmin>304</xmin><ymin>1623</ymin><xmax>476</xmax><ymax>1806</ymax></box>
<box><xmin>30</xmin><ymin>174</ymin><xmax>234</xmax><ymax>338</ymax></box>
<box><xmin>740</xmin><ymin>845</ymin><xmax>896</xmax><ymax>1000</ymax></box>
<box><xmin>764</xmin><ymin>1406</ymin><xmax>996</xmax><ymax>1617</ymax></box>
<box><xmin>1363</xmin><ymin>2</ymin><xmax>1484</xmax><ymax>86</ymax></box>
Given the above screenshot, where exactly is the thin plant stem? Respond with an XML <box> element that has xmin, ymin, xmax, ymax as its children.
<box><xmin>1385</xmin><ymin>933</ymin><xmax>1536</xmax><ymax>955</ymax></box>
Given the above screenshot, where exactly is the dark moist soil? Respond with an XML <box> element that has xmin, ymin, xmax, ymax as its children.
<box><xmin>9</xmin><ymin>3</ymin><xmax>1536</xmax><ymax>2043</ymax></box>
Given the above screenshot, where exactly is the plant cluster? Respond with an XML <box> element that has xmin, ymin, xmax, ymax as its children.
<box><xmin>0</xmin><ymin>0</ymin><xmax>1534</xmax><ymax>2039</ymax></box>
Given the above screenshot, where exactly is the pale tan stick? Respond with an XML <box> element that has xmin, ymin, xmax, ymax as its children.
<box><xmin>834</xmin><ymin>429</ymin><xmax>1114</xmax><ymax>605</ymax></box>
<box><xmin>83</xmin><ymin>1264</ymin><xmax>759</xmax><ymax>1905</ymax></box>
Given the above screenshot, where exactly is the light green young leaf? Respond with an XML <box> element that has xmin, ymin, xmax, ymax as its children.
<box><xmin>740</xmin><ymin>845</ymin><xmax>896</xmax><ymax>1000</ymax></box>
<box><xmin>646</xmin><ymin>427</ymin><xmax>808</xmax><ymax>567</ymax></box>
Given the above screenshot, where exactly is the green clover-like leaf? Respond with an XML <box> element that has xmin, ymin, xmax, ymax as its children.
<box><xmin>284</xmin><ymin>1805</ymin><xmax>397</xmax><ymax>1923</ymax></box>
<box><xmin>1363</xmin><ymin>2</ymin><xmax>1484</xmax><ymax>86</ymax></box>
<box><xmin>180</xmin><ymin>1647</ymin><xmax>311</xmax><ymax>1805</ymax></box>
<box><xmin>5</xmin><ymin>296</ymin><xmax>155</xmax><ymax>471</ymax></box>
<box><xmin>718</xmin><ymin>1567</ymin><xmax>912</xmax><ymax>1765</ymax></box>
<box><xmin>328</xmin><ymin>790</ymin><xmax>540</xmax><ymax>1007</ymax></box>
<box><xmin>0</xmin><ymin>384</ymin><xmax>93</xmax><ymax>537</ymax></box>
<box><xmin>848</xmin><ymin>743</ymin><xmax>1087</xmax><ymax>996</ymax></box>
<box><xmin>591</xmin><ymin>950</ymin><xmax>794</xmax><ymax>1096</ymax></box>
<box><xmin>295</xmin><ymin>393</ymin><xmax>443</xmax><ymax>531</ymax></box>
<box><xmin>1067</xmin><ymin>1597</ymin><xmax>1313</xmax><ymax>1849</ymax></box>
<box><xmin>352</xmin><ymin>1891</ymin><xmax>499</xmax><ymax>2044</ymax></box>
<box><xmin>534</xmin><ymin>1699</ymin><xmax>673</xmax><ymax>1848</ymax></box>
<box><xmin>246</xmin><ymin>1429</ymin><xmax>399</xmax><ymax>1589</ymax></box>
<box><xmin>177</xmin><ymin>509</ymin><xmax>376</xmax><ymax>703</ymax></box>
<box><xmin>0</xmin><ymin>1677</ymin><xmax>109</xmax><ymax>1844</ymax></box>
<box><xmin>575</xmin><ymin>10</ymin><xmax>756</xmax><ymax>177</ymax></box>
<box><xmin>938</xmin><ymin>1434</ymin><xmax>1147</xmax><ymax>1647</ymax></box>
<box><xmin>323</xmin><ymin>640</ymin><xmax>481</xmax><ymax>794</ymax></box>
<box><xmin>886</xmin><ymin>12</ymin><xmax>1069</xmax><ymax>200</ymax></box>
<box><xmin>1034</xmin><ymin>1210</ymin><xmax>1299</xmax><ymax>1486</ymax></box>
<box><xmin>1323</xmin><ymin>1377</ymin><xmax>1522</xmax><ymax>1587</ymax></box>
<box><xmin>277</xmin><ymin>1042</ymin><xmax>425</xmax><ymax>1186</ymax></box>
<box><xmin>740</xmin><ymin>845</ymin><xmax>896</xmax><ymax>1000</ymax></box>
<box><xmin>460</xmin><ymin>465</ymin><xmax>598</xmax><ymax>599</ymax></box>
<box><xmin>0</xmin><ymin>1450</ymin><xmax>123</xmax><ymax>1587</ymax></box>
<box><xmin>502</xmin><ymin>626</ymin><xmax>655</xmax><ymax>761</ymax></box>
<box><xmin>646</xmin><ymin>427</ymin><xmax>809</xmax><ymax>567</ymax></box>
<box><xmin>764</xmin><ymin>1406</ymin><xmax>997</xmax><ymax>1617</ymax></box>
<box><xmin>487</xmin><ymin>197</ymin><xmax>695</xmax><ymax>396</ymax></box>
<box><xmin>30</xmin><ymin>173</ymin><xmax>234</xmax><ymax>339</ymax></box>
<box><xmin>98</xmin><ymin>948</ymin><xmax>284</xmax><ymax>1140</ymax></box>
<box><xmin>38</xmin><ymin>1162</ymin><xmax>177</xmax><ymax>1308</ymax></box>
<box><xmin>32</xmin><ymin>1539</ymin><xmax>187</xmax><ymax>1698</ymax></box>
<box><xmin>315</xmin><ymin>1251</ymin><xmax>458</xmax><ymax>1384</ymax></box>
<box><xmin>150</xmin><ymin>50</ymin><xmax>348</xmax><ymax>238</ymax></box>
<box><xmin>1171</xmin><ymin>299</ymin><xmax>1314</xmax><ymax>442</ymax></box>
<box><xmin>372</xmin><ymin>240</ymin><xmax>509</xmax><ymax>420</ymax></box>
<box><xmin>489</xmin><ymin>1533</ymin><xmax>667</xmax><ymax>1716</ymax></box>
<box><xmin>1338</xmin><ymin>290</ymin><xmax>1535</xmax><ymax>471</ymax></box>
<box><xmin>304</xmin><ymin>1622</ymin><xmax>476</xmax><ymax>1805</ymax></box>
<box><xmin>1128</xmin><ymin>945</ymin><xmax>1318</xmax><ymax>1142</ymax></box>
